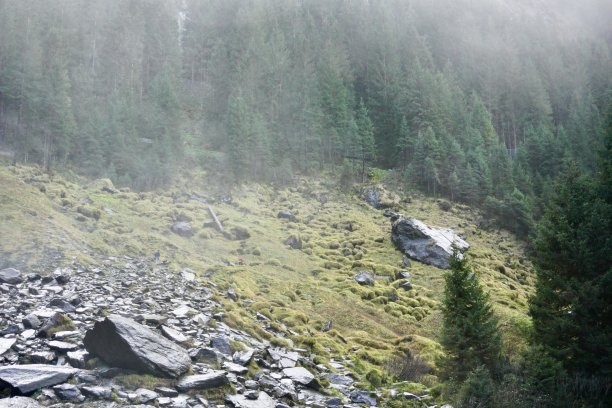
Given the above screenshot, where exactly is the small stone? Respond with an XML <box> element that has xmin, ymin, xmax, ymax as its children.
<box><xmin>30</xmin><ymin>351</ymin><xmax>56</xmax><ymax>364</ymax></box>
<box><xmin>161</xmin><ymin>325</ymin><xmax>190</xmax><ymax>344</ymax></box>
<box><xmin>67</xmin><ymin>350</ymin><xmax>90</xmax><ymax>368</ymax></box>
<box><xmin>0</xmin><ymin>338</ymin><xmax>16</xmax><ymax>355</ymax></box>
<box><xmin>48</xmin><ymin>340</ymin><xmax>79</xmax><ymax>352</ymax></box>
<box><xmin>81</xmin><ymin>385</ymin><xmax>112</xmax><ymax>399</ymax></box>
<box><xmin>53</xmin><ymin>383</ymin><xmax>83</xmax><ymax>401</ymax></box>
<box><xmin>22</xmin><ymin>314</ymin><xmax>42</xmax><ymax>329</ymax></box>
<box><xmin>155</xmin><ymin>386</ymin><xmax>179</xmax><ymax>397</ymax></box>
<box><xmin>0</xmin><ymin>268</ymin><xmax>22</xmax><ymax>284</ymax></box>
<box><xmin>176</xmin><ymin>371</ymin><xmax>228</xmax><ymax>392</ymax></box>
<box><xmin>222</xmin><ymin>361</ymin><xmax>249</xmax><ymax>374</ymax></box>
<box><xmin>244</xmin><ymin>390</ymin><xmax>260</xmax><ymax>400</ymax></box>
<box><xmin>136</xmin><ymin>388</ymin><xmax>158</xmax><ymax>403</ymax></box>
<box><xmin>353</xmin><ymin>271</ymin><xmax>375</xmax><ymax>286</ymax></box>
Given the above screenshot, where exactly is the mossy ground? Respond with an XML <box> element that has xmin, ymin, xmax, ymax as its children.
<box><xmin>0</xmin><ymin>164</ymin><xmax>534</xmax><ymax>390</ymax></box>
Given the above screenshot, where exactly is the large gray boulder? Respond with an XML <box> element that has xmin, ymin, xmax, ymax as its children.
<box><xmin>0</xmin><ymin>364</ymin><xmax>79</xmax><ymax>394</ymax></box>
<box><xmin>171</xmin><ymin>222</ymin><xmax>194</xmax><ymax>237</ymax></box>
<box><xmin>391</xmin><ymin>217</ymin><xmax>469</xmax><ymax>269</ymax></box>
<box><xmin>83</xmin><ymin>315</ymin><xmax>191</xmax><ymax>378</ymax></box>
<box><xmin>0</xmin><ymin>268</ymin><xmax>22</xmax><ymax>285</ymax></box>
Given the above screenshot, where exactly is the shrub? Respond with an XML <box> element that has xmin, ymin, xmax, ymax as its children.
<box><xmin>385</xmin><ymin>351</ymin><xmax>432</xmax><ymax>382</ymax></box>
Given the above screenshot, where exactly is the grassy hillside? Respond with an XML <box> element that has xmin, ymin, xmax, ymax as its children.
<box><xmin>0</xmin><ymin>164</ymin><xmax>534</xmax><ymax>389</ymax></box>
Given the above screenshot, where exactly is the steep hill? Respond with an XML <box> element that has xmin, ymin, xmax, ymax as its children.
<box><xmin>0</xmin><ymin>164</ymin><xmax>534</xmax><ymax>395</ymax></box>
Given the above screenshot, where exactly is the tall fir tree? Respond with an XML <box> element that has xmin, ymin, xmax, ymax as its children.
<box><xmin>441</xmin><ymin>251</ymin><xmax>502</xmax><ymax>381</ymax></box>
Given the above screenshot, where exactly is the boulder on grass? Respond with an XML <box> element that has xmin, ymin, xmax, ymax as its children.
<box><xmin>391</xmin><ymin>216</ymin><xmax>469</xmax><ymax>269</ymax></box>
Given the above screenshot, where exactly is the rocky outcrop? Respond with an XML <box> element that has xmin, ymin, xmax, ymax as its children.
<box><xmin>391</xmin><ymin>216</ymin><xmax>469</xmax><ymax>269</ymax></box>
<box><xmin>361</xmin><ymin>185</ymin><xmax>400</xmax><ymax>209</ymax></box>
<box><xmin>83</xmin><ymin>315</ymin><xmax>191</xmax><ymax>378</ymax></box>
<box><xmin>0</xmin><ymin>364</ymin><xmax>79</xmax><ymax>394</ymax></box>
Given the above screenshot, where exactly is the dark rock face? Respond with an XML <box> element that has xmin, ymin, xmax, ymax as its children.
<box><xmin>83</xmin><ymin>315</ymin><xmax>191</xmax><ymax>378</ymax></box>
<box><xmin>391</xmin><ymin>216</ymin><xmax>469</xmax><ymax>269</ymax></box>
<box><xmin>170</xmin><ymin>221</ymin><xmax>194</xmax><ymax>237</ymax></box>
<box><xmin>284</xmin><ymin>235</ymin><xmax>302</xmax><ymax>250</ymax></box>
<box><xmin>277</xmin><ymin>210</ymin><xmax>297</xmax><ymax>222</ymax></box>
<box><xmin>353</xmin><ymin>271</ymin><xmax>375</xmax><ymax>286</ymax></box>
<box><xmin>0</xmin><ymin>364</ymin><xmax>79</xmax><ymax>394</ymax></box>
<box><xmin>0</xmin><ymin>268</ymin><xmax>22</xmax><ymax>285</ymax></box>
<box><xmin>176</xmin><ymin>371</ymin><xmax>228</xmax><ymax>392</ymax></box>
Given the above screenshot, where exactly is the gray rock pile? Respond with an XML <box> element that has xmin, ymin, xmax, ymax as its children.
<box><xmin>0</xmin><ymin>261</ymin><xmax>384</xmax><ymax>407</ymax></box>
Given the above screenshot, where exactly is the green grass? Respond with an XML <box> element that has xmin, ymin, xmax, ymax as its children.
<box><xmin>0</xmin><ymin>164</ymin><xmax>535</xmax><ymax>392</ymax></box>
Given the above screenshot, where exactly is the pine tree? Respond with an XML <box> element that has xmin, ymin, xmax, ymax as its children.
<box><xmin>441</xmin><ymin>251</ymin><xmax>502</xmax><ymax>381</ymax></box>
<box><xmin>530</xmin><ymin>161</ymin><xmax>612</xmax><ymax>376</ymax></box>
<box><xmin>355</xmin><ymin>98</ymin><xmax>376</xmax><ymax>181</ymax></box>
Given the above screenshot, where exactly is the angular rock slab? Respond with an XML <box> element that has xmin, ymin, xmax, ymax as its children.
<box><xmin>176</xmin><ymin>371</ymin><xmax>228</xmax><ymax>392</ymax></box>
<box><xmin>0</xmin><ymin>338</ymin><xmax>16</xmax><ymax>355</ymax></box>
<box><xmin>0</xmin><ymin>364</ymin><xmax>79</xmax><ymax>394</ymax></box>
<box><xmin>83</xmin><ymin>315</ymin><xmax>191</xmax><ymax>378</ymax></box>
<box><xmin>282</xmin><ymin>367</ymin><xmax>319</xmax><ymax>389</ymax></box>
<box><xmin>226</xmin><ymin>391</ymin><xmax>277</xmax><ymax>408</ymax></box>
<box><xmin>0</xmin><ymin>268</ymin><xmax>22</xmax><ymax>285</ymax></box>
<box><xmin>391</xmin><ymin>216</ymin><xmax>469</xmax><ymax>269</ymax></box>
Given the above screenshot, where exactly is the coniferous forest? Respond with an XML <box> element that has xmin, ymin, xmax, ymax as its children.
<box><xmin>0</xmin><ymin>1</ymin><xmax>609</xmax><ymax>205</ymax></box>
<box><xmin>0</xmin><ymin>1</ymin><xmax>611</xmax><ymax>406</ymax></box>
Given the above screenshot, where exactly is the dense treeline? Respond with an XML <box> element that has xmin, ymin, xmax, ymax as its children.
<box><xmin>0</xmin><ymin>0</ymin><xmax>610</xmax><ymax>229</ymax></box>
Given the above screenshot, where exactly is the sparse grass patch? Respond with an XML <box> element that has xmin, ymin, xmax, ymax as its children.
<box><xmin>113</xmin><ymin>373</ymin><xmax>173</xmax><ymax>390</ymax></box>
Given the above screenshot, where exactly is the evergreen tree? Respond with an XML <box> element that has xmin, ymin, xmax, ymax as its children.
<box><xmin>441</xmin><ymin>251</ymin><xmax>502</xmax><ymax>381</ymax></box>
<box><xmin>355</xmin><ymin>99</ymin><xmax>376</xmax><ymax>181</ymax></box>
<box><xmin>530</xmin><ymin>160</ymin><xmax>612</xmax><ymax>376</ymax></box>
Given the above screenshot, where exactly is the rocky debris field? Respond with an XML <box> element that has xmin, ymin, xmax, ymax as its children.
<box><xmin>0</xmin><ymin>261</ymin><xmax>430</xmax><ymax>408</ymax></box>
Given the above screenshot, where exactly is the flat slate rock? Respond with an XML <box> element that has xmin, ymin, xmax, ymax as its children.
<box><xmin>282</xmin><ymin>367</ymin><xmax>317</xmax><ymax>387</ymax></box>
<box><xmin>226</xmin><ymin>391</ymin><xmax>277</xmax><ymax>408</ymax></box>
<box><xmin>0</xmin><ymin>268</ymin><xmax>22</xmax><ymax>285</ymax></box>
<box><xmin>0</xmin><ymin>338</ymin><xmax>16</xmax><ymax>355</ymax></box>
<box><xmin>0</xmin><ymin>364</ymin><xmax>79</xmax><ymax>394</ymax></box>
<box><xmin>0</xmin><ymin>397</ymin><xmax>43</xmax><ymax>408</ymax></box>
<box><xmin>176</xmin><ymin>371</ymin><xmax>228</xmax><ymax>392</ymax></box>
<box><xmin>391</xmin><ymin>216</ymin><xmax>469</xmax><ymax>269</ymax></box>
<box><xmin>83</xmin><ymin>315</ymin><xmax>191</xmax><ymax>378</ymax></box>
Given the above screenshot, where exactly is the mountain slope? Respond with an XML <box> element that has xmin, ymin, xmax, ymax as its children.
<box><xmin>0</xmin><ymin>164</ymin><xmax>534</xmax><ymax>386</ymax></box>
